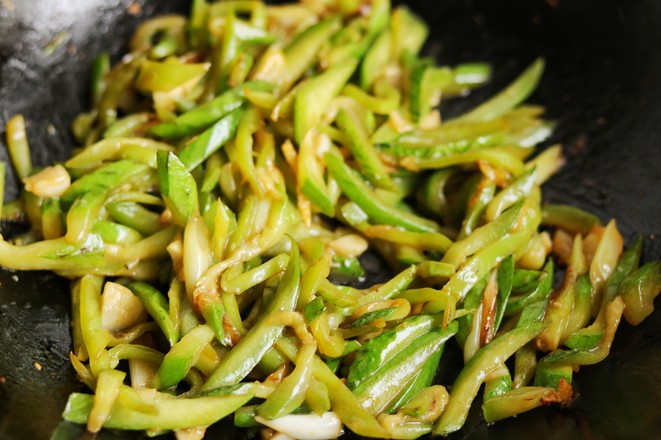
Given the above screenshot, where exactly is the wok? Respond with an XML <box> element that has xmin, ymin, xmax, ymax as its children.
<box><xmin>0</xmin><ymin>0</ymin><xmax>660</xmax><ymax>439</ymax></box>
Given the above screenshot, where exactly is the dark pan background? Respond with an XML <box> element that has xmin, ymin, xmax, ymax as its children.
<box><xmin>1</xmin><ymin>0</ymin><xmax>660</xmax><ymax>439</ymax></box>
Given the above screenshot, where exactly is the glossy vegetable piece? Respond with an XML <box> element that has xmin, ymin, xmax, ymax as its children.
<box><xmin>336</xmin><ymin>108</ymin><xmax>394</xmax><ymax>190</ymax></box>
<box><xmin>276</xmin><ymin>336</ymin><xmax>388</xmax><ymax>438</ymax></box>
<box><xmin>149</xmin><ymin>87</ymin><xmax>246</xmax><ymax>138</ymax></box>
<box><xmin>257</xmin><ymin>343</ymin><xmax>316</xmax><ymax>419</ymax></box>
<box><xmin>278</xmin><ymin>17</ymin><xmax>342</xmax><ymax>92</ymax></box>
<box><xmin>453</xmin><ymin>58</ymin><xmax>545</xmax><ymax>123</ymax></box>
<box><xmin>443</xmin><ymin>201</ymin><xmax>523</xmax><ymax>266</ymax></box>
<box><xmin>5</xmin><ymin>114</ymin><xmax>32</xmax><ymax>180</ymax></box>
<box><xmin>63</xmin><ymin>392</ymin><xmax>253</xmax><ymax>431</ymax></box>
<box><xmin>541</xmin><ymin>203</ymin><xmax>602</xmax><ymax>236</ymax></box>
<box><xmin>352</xmin><ymin>321</ymin><xmax>458</xmax><ymax>415</ymax></box>
<box><xmin>386</xmin><ymin>348</ymin><xmax>443</xmax><ymax>413</ymax></box>
<box><xmin>294</xmin><ymin>58</ymin><xmax>359</xmax><ymax>143</ymax></box>
<box><xmin>619</xmin><ymin>261</ymin><xmax>661</xmax><ymax>325</ymax></box>
<box><xmin>61</xmin><ymin>160</ymin><xmax>150</xmax><ymax>204</ymax></box>
<box><xmin>505</xmin><ymin>260</ymin><xmax>554</xmax><ymax>315</ymax></box>
<box><xmin>157</xmin><ymin>151</ymin><xmax>199</xmax><ymax>226</ymax></box>
<box><xmin>325</xmin><ymin>151</ymin><xmax>439</xmax><ymax>233</ymax></box>
<box><xmin>177</xmin><ymin>109</ymin><xmax>242</xmax><ymax>171</ymax></box>
<box><xmin>433</xmin><ymin>322</ymin><xmax>546</xmax><ymax>435</ymax></box>
<box><xmin>201</xmin><ymin>238</ymin><xmax>300</xmax><ymax>390</ymax></box>
<box><xmin>347</xmin><ymin>314</ymin><xmax>440</xmax><ymax>388</ymax></box>
<box><xmin>128</xmin><ymin>282</ymin><xmax>179</xmax><ymax>346</ymax></box>
<box><xmin>151</xmin><ymin>324</ymin><xmax>215</xmax><ymax>389</ymax></box>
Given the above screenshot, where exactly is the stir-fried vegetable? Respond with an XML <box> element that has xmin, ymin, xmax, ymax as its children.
<box><xmin>1</xmin><ymin>0</ymin><xmax>659</xmax><ymax>438</ymax></box>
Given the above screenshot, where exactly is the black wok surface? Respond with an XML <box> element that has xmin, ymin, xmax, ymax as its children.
<box><xmin>1</xmin><ymin>0</ymin><xmax>660</xmax><ymax>439</ymax></box>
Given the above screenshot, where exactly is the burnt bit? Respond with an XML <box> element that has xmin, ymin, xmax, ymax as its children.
<box><xmin>127</xmin><ymin>1</ymin><xmax>142</xmax><ymax>16</ymax></box>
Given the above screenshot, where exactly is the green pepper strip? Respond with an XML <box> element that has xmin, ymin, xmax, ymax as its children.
<box><xmin>298</xmin><ymin>130</ymin><xmax>335</xmax><ymax>216</ymax></box>
<box><xmin>402</xmin><ymin>148</ymin><xmax>525</xmax><ymax>178</ymax></box>
<box><xmin>258</xmin><ymin>343</ymin><xmax>316</xmax><ymax>419</ymax></box>
<box><xmin>62</xmin><ymin>392</ymin><xmax>253</xmax><ymax>431</ymax></box>
<box><xmin>360</xmin><ymin>28</ymin><xmax>391</xmax><ymax>90</ymax></box>
<box><xmin>482</xmin><ymin>386</ymin><xmax>557</xmax><ymax>423</ymax></box>
<box><xmin>459</xmin><ymin>178</ymin><xmax>496</xmax><ymax>240</ymax></box>
<box><xmin>5</xmin><ymin>114</ymin><xmax>32</xmax><ymax>180</ymax></box>
<box><xmin>443</xmin><ymin>201</ymin><xmax>523</xmax><ymax>266</ymax></box>
<box><xmin>453</xmin><ymin>58</ymin><xmax>545</xmax><ymax>123</ymax></box>
<box><xmin>566</xmin><ymin>236</ymin><xmax>643</xmax><ymax>346</ymax></box>
<box><xmin>297</xmin><ymin>255</ymin><xmax>332</xmax><ymax>309</ymax></box>
<box><xmin>441</xmin><ymin>228</ymin><xmax>533</xmax><ymax>325</ymax></box>
<box><xmin>493</xmin><ymin>255</ymin><xmax>514</xmax><ymax>334</ymax></box>
<box><xmin>533</xmin><ymin>362</ymin><xmax>572</xmax><ymax>388</ymax></box>
<box><xmin>91</xmin><ymin>222</ymin><xmax>142</xmax><ymax>246</ymax></box>
<box><xmin>294</xmin><ymin>57</ymin><xmax>359</xmax><ymax>143</ymax></box>
<box><xmin>505</xmin><ymin>260</ymin><xmax>554</xmax><ymax>315</ymax></box>
<box><xmin>87</xmin><ymin>369</ymin><xmax>126</xmax><ymax>433</ymax></box>
<box><xmin>336</xmin><ymin>108</ymin><xmax>394</xmax><ymax>190</ymax></box>
<box><xmin>276</xmin><ymin>336</ymin><xmax>388</xmax><ymax>438</ymax></box>
<box><xmin>279</xmin><ymin>17</ymin><xmax>342</xmax><ymax>92</ymax></box>
<box><xmin>347</xmin><ymin>314</ymin><xmax>440</xmax><ymax>389</ymax></box>
<box><xmin>359</xmin><ymin>264</ymin><xmax>417</xmax><ymax>306</ymax></box>
<box><xmin>485</xmin><ymin>167</ymin><xmax>537</xmax><ymax>221</ymax></box>
<box><xmin>416</xmin><ymin>261</ymin><xmax>455</xmax><ymax>280</ymax></box>
<box><xmin>65</xmin><ymin>190</ymin><xmax>106</xmax><ymax>244</ymax></box>
<box><xmin>103</xmin><ymin>113</ymin><xmax>152</xmax><ymax>139</ymax></box>
<box><xmin>387</xmin><ymin>348</ymin><xmax>443</xmax><ymax>413</ymax></box>
<box><xmin>433</xmin><ymin>322</ymin><xmax>546</xmax><ymax>435</ymax></box>
<box><xmin>128</xmin><ymin>282</ymin><xmax>179</xmax><ymax>346</ymax></box>
<box><xmin>79</xmin><ymin>275</ymin><xmax>111</xmax><ymax>375</ymax></box>
<box><xmin>353</xmin><ymin>321</ymin><xmax>458</xmax><ymax>415</ymax></box>
<box><xmin>106</xmin><ymin>224</ymin><xmax>177</xmax><ymax>263</ymax></box>
<box><xmin>150</xmin><ymin>85</ymin><xmax>246</xmax><ymax>139</ymax></box>
<box><xmin>316</xmin><ymin>279</ymin><xmax>359</xmax><ymax>308</ymax></box>
<box><xmin>61</xmin><ymin>160</ymin><xmax>150</xmax><ymax>204</ymax></box>
<box><xmin>391</xmin><ymin>6</ymin><xmax>428</xmax><ymax>59</ymax></box>
<box><xmin>305</xmin><ymin>377</ymin><xmax>331</xmax><ymax>415</ymax></box>
<box><xmin>90</xmin><ymin>52</ymin><xmax>110</xmax><ymax>108</ymax></box>
<box><xmin>201</xmin><ymin>238</ymin><xmax>300</xmax><ymax>391</ymax></box>
<box><xmin>620</xmin><ymin>261</ymin><xmax>661</xmax><ymax>326</ymax></box>
<box><xmin>562</xmin><ymin>274</ymin><xmax>593</xmax><ymax>341</ymax></box>
<box><xmin>233</xmin><ymin>106</ymin><xmax>265</xmax><ymax>196</ymax></box>
<box><xmin>513</xmin><ymin>342</ymin><xmax>538</xmax><ymax>388</ymax></box>
<box><xmin>541</xmin><ymin>204</ymin><xmax>602</xmax><ymax>236</ymax></box>
<box><xmin>363</xmin><ymin>225</ymin><xmax>453</xmax><ymax>252</ymax></box>
<box><xmin>152</xmin><ymin>324</ymin><xmax>215</xmax><ymax>389</ymax></box>
<box><xmin>325</xmin><ymin>152</ymin><xmax>439</xmax><ymax>233</ymax></box>
<box><xmin>195</xmin><ymin>194</ymin><xmax>293</xmax><ymax>302</ymax></box>
<box><xmin>538</xmin><ymin>297</ymin><xmax>625</xmax><ymax>366</ymax></box>
<box><xmin>177</xmin><ymin>108</ymin><xmax>242</xmax><ymax>172</ymax></box>
<box><xmin>221</xmin><ymin>253</ymin><xmax>288</xmax><ymax>294</ymax></box>
<box><xmin>0</xmin><ymin>236</ymin><xmax>133</xmax><ymax>274</ymax></box>
<box><xmin>342</xmin><ymin>83</ymin><xmax>400</xmax><ymax>115</ymax></box>
<box><xmin>106</xmin><ymin>201</ymin><xmax>161</xmax><ymax>237</ymax></box>
<box><xmin>157</xmin><ymin>151</ymin><xmax>199</xmax><ymax>226</ymax></box>
<box><xmin>66</xmin><ymin>137</ymin><xmax>173</xmax><ymax>170</ymax></box>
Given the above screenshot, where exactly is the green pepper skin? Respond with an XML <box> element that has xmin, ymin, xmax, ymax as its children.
<box><xmin>325</xmin><ymin>152</ymin><xmax>440</xmax><ymax>233</ymax></box>
<box><xmin>433</xmin><ymin>322</ymin><xmax>545</xmax><ymax>435</ymax></box>
<box><xmin>201</xmin><ymin>239</ymin><xmax>301</xmax><ymax>391</ymax></box>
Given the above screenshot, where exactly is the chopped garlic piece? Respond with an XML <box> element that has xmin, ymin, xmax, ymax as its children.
<box><xmin>255</xmin><ymin>412</ymin><xmax>342</xmax><ymax>440</ymax></box>
<box><xmin>328</xmin><ymin>234</ymin><xmax>368</xmax><ymax>258</ymax></box>
<box><xmin>22</xmin><ymin>164</ymin><xmax>70</xmax><ymax>198</ymax></box>
<box><xmin>101</xmin><ymin>281</ymin><xmax>147</xmax><ymax>332</ymax></box>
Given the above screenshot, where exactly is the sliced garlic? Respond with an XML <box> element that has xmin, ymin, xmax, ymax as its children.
<box><xmin>101</xmin><ymin>281</ymin><xmax>147</xmax><ymax>332</ymax></box>
<box><xmin>22</xmin><ymin>164</ymin><xmax>70</xmax><ymax>198</ymax></box>
<box><xmin>255</xmin><ymin>412</ymin><xmax>342</xmax><ymax>440</ymax></box>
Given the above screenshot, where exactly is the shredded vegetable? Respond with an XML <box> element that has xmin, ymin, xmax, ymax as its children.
<box><xmin>1</xmin><ymin>0</ymin><xmax>660</xmax><ymax>439</ymax></box>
